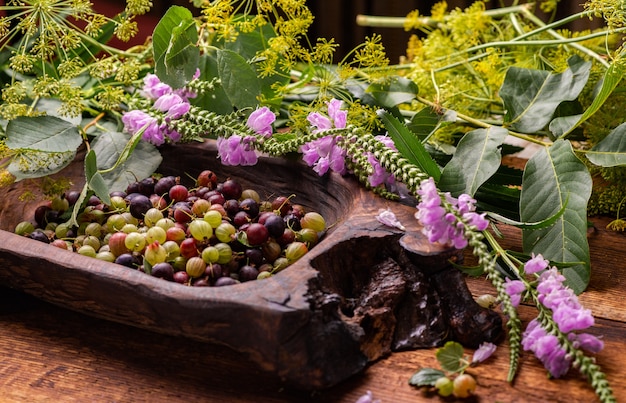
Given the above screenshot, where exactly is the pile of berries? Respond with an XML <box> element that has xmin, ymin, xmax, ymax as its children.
<box><xmin>14</xmin><ymin>170</ymin><xmax>327</xmax><ymax>287</ymax></box>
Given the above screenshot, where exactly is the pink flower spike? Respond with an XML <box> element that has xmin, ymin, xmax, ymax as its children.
<box><xmin>524</xmin><ymin>253</ymin><xmax>550</xmax><ymax>274</ymax></box>
<box><xmin>376</xmin><ymin>208</ymin><xmax>405</xmax><ymax>231</ymax></box>
<box><xmin>472</xmin><ymin>342</ymin><xmax>497</xmax><ymax>364</ymax></box>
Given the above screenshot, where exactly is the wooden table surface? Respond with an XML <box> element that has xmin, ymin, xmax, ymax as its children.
<box><xmin>1</xmin><ymin>216</ymin><xmax>625</xmax><ymax>402</ymax></box>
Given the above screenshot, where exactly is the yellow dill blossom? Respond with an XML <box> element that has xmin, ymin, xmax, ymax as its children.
<box><xmin>431</xmin><ymin>1</ymin><xmax>448</xmax><ymax>21</ymax></box>
<box><xmin>85</xmin><ymin>14</ymin><xmax>108</xmax><ymax>37</ymax></box>
<box><xmin>59</xmin><ymin>29</ymin><xmax>82</xmax><ymax>52</ymax></box>
<box><xmin>354</xmin><ymin>35</ymin><xmax>389</xmax><ymax>69</ymax></box>
<box><xmin>472</xmin><ymin>48</ymin><xmax>506</xmax><ymax>88</ymax></box>
<box><xmin>584</xmin><ymin>0</ymin><xmax>626</xmax><ymax>30</ymax></box>
<box><xmin>95</xmin><ymin>87</ymin><xmax>126</xmax><ymax>111</ymax></box>
<box><xmin>312</xmin><ymin>38</ymin><xmax>339</xmax><ymax>64</ymax></box>
<box><xmin>0</xmin><ymin>104</ymin><xmax>31</xmax><ymax>120</ymax></box>
<box><xmin>57</xmin><ymin>83</ymin><xmax>84</xmax><ymax>118</ymax></box>
<box><xmin>114</xmin><ymin>18</ymin><xmax>139</xmax><ymax>42</ymax></box>
<box><xmin>18</xmin><ymin>191</ymin><xmax>37</xmax><ymax>203</ymax></box>
<box><xmin>0</xmin><ymin>169</ymin><xmax>16</xmax><ymax>188</ymax></box>
<box><xmin>336</xmin><ymin>64</ymin><xmax>358</xmax><ymax>81</ymax></box>
<box><xmin>126</xmin><ymin>0</ymin><xmax>153</xmax><ymax>16</ymax></box>
<box><xmin>115</xmin><ymin>59</ymin><xmax>141</xmax><ymax>84</ymax></box>
<box><xmin>404</xmin><ymin>10</ymin><xmax>422</xmax><ymax>32</ymax></box>
<box><xmin>607</xmin><ymin>218</ymin><xmax>626</xmax><ymax>231</ymax></box>
<box><xmin>9</xmin><ymin>53</ymin><xmax>34</xmax><ymax>74</ymax></box>
<box><xmin>447</xmin><ymin>2</ymin><xmax>491</xmax><ymax>48</ymax></box>
<box><xmin>58</xmin><ymin>58</ymin><xmax>84</xmax><ymax>79</ymax></box>
<box><xmin>347</xmin><ymin>102</ymin><xmax>382</xmax><ymax>132</ymax></box>
<box><xmin>89</xmin><ymin>58</ymin><xmax>118</xmax><ymax>80</ymax></box>
<box><xmin>32</xmin><ymin>76</ymin><xmax>59</xmax><ymax>98</ymax></box>
<box><xmin>540</xmin><ymin>0</ymin><xmax>560</xmax><ymax>14</ymax></box>
<box><xmin>41</xmin><ymin>177</ymin><xmax>73</xmax><ymax>197</ymax></box>
<box><xmin>406</xmin><ymin>34</ymin><xmax>424</xmax><ymax>63</ymax></box>
<box><xmin>2</xmin><ymin>82</ymin><xmax>27</xmax><ymax>104</ymax></box>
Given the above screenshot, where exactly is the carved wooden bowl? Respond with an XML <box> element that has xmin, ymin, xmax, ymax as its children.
<box><xmin>0</xmin><ymin>141</ymin><xmax>502</xmax><ymax>389</ymax></box>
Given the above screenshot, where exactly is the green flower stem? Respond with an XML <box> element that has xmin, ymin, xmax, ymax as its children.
<box><xmin>355</xmin><ymin>4</ymin><xmax>532</xmax><ymax>28</ymax></box>
<box><xmin>464</xmin><ymin>220</ymin><xmax>523</xmax><ymax>382</ymax></box>
<box><xmin>517</xmin><ymin>8</ymin><xmax>610</xmax><ymax>67</ymax></box>
<box><xmin>415</xmin><ymin>96</ymin><xmax>550</xmax><ymax>146</ymax></box>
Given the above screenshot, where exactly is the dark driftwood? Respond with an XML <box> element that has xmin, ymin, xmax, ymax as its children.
<box><xmin>0</xmin><ymin>141</ymin><xmax>502</xmax><ymax>389</ymax></box>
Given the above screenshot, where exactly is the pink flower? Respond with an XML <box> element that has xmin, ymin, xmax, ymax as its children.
<box><xmin>246</xmin><ymin>106</ymin><xmax>275</xmax><ymax>137</ymax></box>
<box><xmin>472</xmin><ymin>342</ymin><xmax>497</xmax><ymax>364</ymax></box>
<box><xmin>216</xmin><ymin>135</ymin><xmax>258</xmax><ymax>166</ymax></box>
<box><xmin>354</xmin><ymin>391</ymin><xmax>380</xmax><ymax>403</ymax></box>
<box><xmin>376</xmin><ymin>208</ymin><xmax>405</xmax><ymax>230</ymax></box>
<box><xmin>142</xmin><ymin>74</ymin><xmax>172</xmax><ymax>99</ymax></box>
<box><xmin>153</xmin><ymin>93</ymin><xmax>190</xmax><ymax>119</ymax></box>
<box><xmin>569</xmin><ymin>333</ymin><xmax>604</xmax><ymax>354</ymax></box>
<box><xmin>504</xmin><ymin>278</ymin><xmax>526</xmax><ymax>307</ymax></box>
<box><xmin>367</xmin><ymin>135</ymin><xmax>396</xmax><ymax>188</ymax></box>
<box><xmin>300</xmin><ymin>136</ymin><xmax>346</xmax><ymax>176</ymax></box>
<box><xmin>414</xmin><ymin>178</ymin><xmax>489</xmax><ymax>249</ymax></box>
<box><xmin>524</xmin><ymin>253</ymin><xmax>549</xmax><ymax>274</ymax></box>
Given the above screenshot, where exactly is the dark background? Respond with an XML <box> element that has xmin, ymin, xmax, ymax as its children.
<box><xmin>91</xmin><ymin>1</ymin><xmax>596</xmax><ymax>62</ymax></box>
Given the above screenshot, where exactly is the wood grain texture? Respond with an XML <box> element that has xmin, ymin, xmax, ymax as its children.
<box><xmin>0</xmin><ymin>187</ymin><xmax>624</xmax><ymax>400</ymax></box>
<box><xmin>0</xmin><ymin>141</ymin><xmax>501</xmax><ymax>390</ymax></box>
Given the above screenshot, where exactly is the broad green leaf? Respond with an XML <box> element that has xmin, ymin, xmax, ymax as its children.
<box><xmin>585</xmin><ymin>122</ymin><xmax>626</xmax><ymax>167</ymax></box>
<box><xmin>407</xmin><ymin>108</ymin><xmax>456</xmax><ymax>143</ymax></box>
<box><xmin>194</xmin><ymin>53</ymin><xmax>233</xmax><ymax>114</ymax></box>
<box><xmin>153</xmin><ymin>6</ymin><xmax>199</xmax><ymax>88</ymax></box>
<box><xmin>548</xmin><ymin>114</ymin><xmax>582</xmax><ymax>138</ymax></box>
<box><xmin>438</xmin><ymin>126</ymin><xmax>508</xmax><ymax>196</ymax></box>
<box><xmin>520</xmin><ymin>139</ymin><xmax>591</xmax><ymax>294</ymax></box>
<box><xmin>435</xmin><ymin>341</ymin><xmax>465</xmax><ymax>373</ymax></box>
<box><xmin>500</xmin><ymin>56</ymin><xmax>591</xmax><ymax>133</ymax></box>
<box><xmin>554</xmin><ymin>62</ymin><xmax>624</xmax><ymax>138</ymax></box>
<box><xmin>90</xmin><ymin>131</ymin><xmax>162</xmax><ymax>192</ymax></box>
<box><xmin>34</xmin><ymin>99</ymin><xmax>82</xmax><ymax>125</ymax></box>
<box><xmin>217</xmin><ymin>49</ymin><xmax>261</xmax><ymax>109</ymax></box>
<box><xmin>7</xmin><ymin>150</ymin><xmax>76</xmax><ymax>181</ymax></box>
<box><xmin>6</xmin><ymin>116</ymin><xmax>81</xmax><ymax>152</ymax></box>
<box><xmin>366</xmin><ymin>76</ymin><xmax>418</xmax><ymax>108</ymax></box>
<box><xmin>84</xmin><ymin>149</ymin><xmax>111</xmax><ymax>205</ymax></box>
<box><xmin>408</xmin><ymin>368</ymin><xmax>446</xmax><ymax>387</ymax></box>
<box><xmin>379</xmin><ymin>111</ymin><xmax>441</xmax><ymax>181</ymax></box>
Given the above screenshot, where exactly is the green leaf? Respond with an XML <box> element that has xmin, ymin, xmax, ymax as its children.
<box><xmin>90</xmin><ymin>131</ymin><xmax>162</xmax><ymax>192</ymax></box>
<box><xmin>474</xmin><ymin>182</ymin><xmax>521</xmax><ymax>221</ymax></box>
<box><xmin>6</xmin><ymin>116</ymin><xmax>81</xmax><ymax>152</ymax></box>
<box><xmin>408</xmin><ymin>368</ymin><xmax>446</xmax><ymax>387</ymax></box>
<box><xmin>438</xmin><ymin>126</ymin><xmax>508</xmax><ymax>197</ymax></box>
<box><xmin>436</xmin><ymin>341</ymin><xmax>465</xmax><ymax>373</ymax></box>
<box><xmin>487</xmin><ymin>196</ymin><xmax>567</xmax><ymax>229</ymax></box>
<box><xmin>7</xmin><ymin>150</ymin><xmax>76</xmax><ymax>181</ymax></box>
<box><xmin>84</xmin><ymin>149</ymin><xmax>111</xmax><ymax>206</ymax></box>
<box><xmin>407</xmin><ymin>108</ymin><xmax>456</xmax><ymax>144</ymax></box>
<box><xmin>379</xmin><ymin>111</ymin><xmax>441</xmax><ymax>181</ymax></box>
<box><xmin>366</xmin><ymin>76</ymin><xmax>419</xmax><ymax>108</ymax></box>
<box><xmin>153</xmin><ymin>6</ymin><xmax>199</xmax><ymax>88</ymax></box>
<box><xmin>585</xmin><ymin>122</ymin><xmax>626</xmax><ymax>167</ymax></box>
<box><xmin>520</xmin><ymin>139</ymin><xmax>591</xmax><ymax>293</ymax></box>
<box><xmin>217</xmin><ymin>49</ymin><xmax>262</xmax><ymax>109</ymax></box>
<box><xmin>68</xmin><ymin>183</ymin><xmax>90</xmax><ymax>227</ymax></box>
<box><xmin>500</xmin><ymin>56</ymin><xmax>591</xmax><ymax>133</ymax></box>
<box><xmin>553</xmin><ymin>62</ymin><xmax>624</xmax><ymax>138</ymax></box>
<box><xmin>194</xmin><ymin>53</ymin><xmax>234</xmax><ymax>114</ymax></box>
